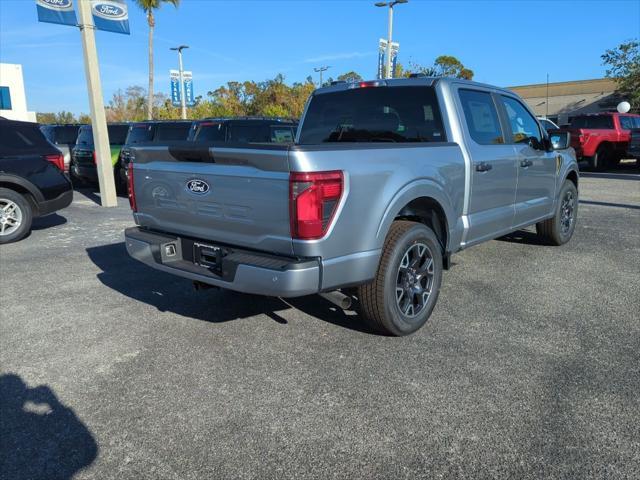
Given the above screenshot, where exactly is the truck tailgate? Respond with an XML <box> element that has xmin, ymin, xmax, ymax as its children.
<box><xmin>130</xmin><ymin>144</ymin><xmax>294</xmax><ymax>256</ymax></box>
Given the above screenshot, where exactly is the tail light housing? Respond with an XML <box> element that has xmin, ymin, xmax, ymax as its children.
<box><xmin>93</xmin><ymin>151</ymin><xmax>97</xmax><ymax>165</ymax></box>
<box><xmin>127</xmin><ymin>161</ymin><xmax>137</xmax><ymax>212</ymax></box>
<box><xmin>44</xmin><ymin>153</ymin><xmax>64</xmax><ymax>171</ymax></box>
<box><xmin>289</xmin><ymin>170</ymin><xmax>343</xmax><ymax>240</ymax></box>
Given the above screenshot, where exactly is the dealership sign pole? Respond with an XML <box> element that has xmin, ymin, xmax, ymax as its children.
<box><xmin>35</xmin><ymin>0</ymin><xmax>130</xmax><ymax>207</ymax></box>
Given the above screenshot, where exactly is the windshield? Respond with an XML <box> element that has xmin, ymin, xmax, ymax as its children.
<box><xmin>155</xmin><ymin>123</ymin><xmax>191</xmax><ymax>141</ymax></box>
<box><xmin>298</xmin><ymin>86</ymin><xmax>446</xmax><ymax>144</ymax></box>
<box><xmin>76</xmin><ymin>126</ymin><xmax>93</xmax><ymax>146</ymax></box>
<box><xmin>126</xmin><ymin>124</ymin><xmax>154</xmax><ymax>144</ymax></box>
<box><xmin>619</xmin><ymin>116</ymin><xmax>640</xmax><ymax>130</ymax></box>
<box><xmin>108</xmin><ymin>124</ymin><xmax>129</xmax><ymax>144</ymax></box>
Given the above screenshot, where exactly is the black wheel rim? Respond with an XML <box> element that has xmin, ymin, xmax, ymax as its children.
<box><xmin>395</xmin><ymin>242</ymin><xmax>434</xmax><ymax>318</ymax></box>
<box><xmin>560</xmin><ymin>189</ymin><xmax>576</xmax><ymax>235</ymax></box>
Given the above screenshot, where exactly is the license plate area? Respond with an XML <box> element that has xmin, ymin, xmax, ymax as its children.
<box><xmin>193</xmin><ymin>242</ymin><xmax>223</xmax><ymax>274</ymax></box>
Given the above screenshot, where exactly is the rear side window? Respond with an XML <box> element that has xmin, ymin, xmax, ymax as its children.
<box><xmin>500</xmin><ymin>95</ymin><xmax>542</xmax><ymax>144</ymax></box>
<box><xmin>154</xmin><ymin>123</ymin><xmax>191</xmax><ymax>141</ymax></box>
<box><xmin>0</xmin><ymin>120</ymin><xmax>52</xmax><ymax>155</ymax></box>
<box><xmin>107</xmin><ymin>124</ymin><xmax>129</xmax><ymax>144</ymax></box>
<box><xmin>458</xmin><ymin>89</ymin><xmax>504</xmax><ymax>145</ymax></box>
<box><xmin>619</xmin><ymin>116</ymin><xmax>640</xmax><ymax>130</ymax></box>
<box><xmin>570</xmin><ymin>116</ymin><xmax>614</xmax><ymax>129</ymax></box>
<box><xmin>298</xmin><ymin>86</ymin><xmax>446</xmax><ymax>144</ymax></box>
<box><xmin>193</xmin><ymin>122</ymin><xmax>226</xmax><ymax>141</ymax></box>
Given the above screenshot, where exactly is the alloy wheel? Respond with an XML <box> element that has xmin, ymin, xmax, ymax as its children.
<box><xmin>395</xmin><ymin>242</ymin><xmax>435</xmax><ymax>318</ymax></box>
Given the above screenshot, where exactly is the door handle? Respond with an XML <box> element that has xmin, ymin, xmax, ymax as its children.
<box><xmin>520</xmin><ymin>159</ymin><xmax>533</xmax><ymax>168</ymax></box>
<box><xmin>475</xmin><ymin>162</ymin><xmax>492</xmax><ymax>172</ymax></box>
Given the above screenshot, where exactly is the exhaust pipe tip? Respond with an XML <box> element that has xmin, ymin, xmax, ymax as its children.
<box><xmin>319</xmin><ymin>290</ymin><xmax>352</xmax><ymax>310</ymax></box>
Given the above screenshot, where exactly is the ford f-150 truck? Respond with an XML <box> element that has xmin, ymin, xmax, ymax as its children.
<box><xmin>564</xmin><ymin>112</ymin><xmax>640</xmax><ymax>170</ymax></box>
<box><xmin>124</xmin><ymin>77</ymin><xmax>578</xmax><ymax>336</ymax></box>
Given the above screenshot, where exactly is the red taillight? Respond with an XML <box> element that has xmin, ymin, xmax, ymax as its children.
<box><xmin>358</xmin><ymin>81</ymin><xmax>381</xmax><ymax>88</ymax></box>
<box><xmin>289</xmin><ymin>171</ymin><xmax>343</xmax><ymax>240</ymax></box>
<box><xmin>127</xmin><ymin>162</ymin><xmax>137</xmax><ymax>212</ymax></box>
<box><xmin>93</xmin><ymin>151</ymin><xmax>97</xmax><ymax>165</ymax></box>
<box><xmin>44</xmin><ymin>153</ymin><xmax>64</xmax><ymax>171</ymax></box>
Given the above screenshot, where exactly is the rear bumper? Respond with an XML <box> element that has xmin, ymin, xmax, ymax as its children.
<box><xmin>125</xmin><ymin>227</ymin><xmax>321</xmax><ymax>297</ymax></box>
<box><xmin>37</xmin><ymin>189</ymin><xmax>73</xmax><ymax>216</ymax></box>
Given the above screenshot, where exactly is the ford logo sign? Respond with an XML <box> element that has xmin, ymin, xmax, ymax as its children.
<box><xmin>92</xmin><ymin>1</ymin><xmax>127</xmax><ymax>19</ymax></box>
<box><xmin>38</xmin><ymin>0</ymin><xmax>73</xmax><ymax>10</ymax></box>
<box><xmin>186</xmin><ymin>179</ymin><xmax>210</xmax><ymax>195</ymax></box>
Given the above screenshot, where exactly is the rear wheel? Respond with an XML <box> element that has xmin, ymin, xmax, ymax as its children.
<box><xmin>0</xmin><ymin>188</ymin><xmax>33</xmax><ymax>244</ymax></box>
<box><xmin>536</xmin><ymin>180</ymin><xmax>578</xmax><ymax>246</ymax></box>
<box><xmin>588</xmin><ymin>144</ymin><xmax>612</xmax><ymax>171</ymax></box>
<box><xmin>358</xmin><ymin>221</ymin><xmax>443</xmax><ymax>336</ymax></box>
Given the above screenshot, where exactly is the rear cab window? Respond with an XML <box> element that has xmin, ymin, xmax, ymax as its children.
<box><xmin>75</xmin><ymin>126</ymin><xmax>94</xmax><ymax>146</ymax></box>
<box><xmin>107</xmin><ymin>124</ymin><xmax>129</xmax><ymax>145</ymax></box>
<box><xmin>126</xmin><ymin>124</ymin><xmax>154</xmax><ymax>144</ymax></box>
<box><xmin>570</xmin><ymin>115</ymin><xmax>614</xmax><ymax>129</ymax></box>
<box><xmin>192</xmin><ymin>122</ymin><xmax>226</xmax><ymax>141</ymax></box>
<box><xmin>298</xmin><ymin>86</ymin><xmax>446</xmax><ymax>144</ymax></box>
<box><xmin>154</xmin><ymin>123</ymin><xmax>191</xmax><ymax>142</ymax></box>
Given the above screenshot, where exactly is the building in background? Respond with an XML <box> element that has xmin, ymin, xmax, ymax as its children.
<box><xmin>0</xmin><ymin>63</ymin><xmax>36</xmax><ymax>122</ymax></box>
<box><xmin>509</xmin><ymin>78</ymin><xmax>620</xmax><ymax>126</ymax></box>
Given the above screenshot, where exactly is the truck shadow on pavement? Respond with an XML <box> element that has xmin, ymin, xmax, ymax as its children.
<box><xmin>86</xmin><ymin>242</ymin><xmax>374</xmax><ymax>334</ymax></box>
<box><xmin>0</xmin><ymin>374</ymin><xmax>98</xmax><ymax>480</ymax></box>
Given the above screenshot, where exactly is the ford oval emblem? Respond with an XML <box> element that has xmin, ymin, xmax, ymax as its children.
<box><xmin>92</xmin><ymin>1</ymin><xmax>127</xmax><ymax>19</ymax></box>
<box><xmin>38</xmin><ymin>0</ymin><xmax>73</xmax><ymax>10</ymax></box>
<box><xmin>186</xmin><ymin>179</ymin><xmax>210</xmax><ymax>195</ymax></box>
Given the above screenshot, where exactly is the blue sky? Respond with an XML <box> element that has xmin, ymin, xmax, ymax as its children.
<box><xmin>1</xmin><ymin>0</ymin><xmax>638</xmax><ymax>115</ymax></box>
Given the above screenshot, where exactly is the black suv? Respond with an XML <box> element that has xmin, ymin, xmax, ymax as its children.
<box><xmin>0</xmin><ymin>119</ymin><xmax>73</xmax><ymax>243</ymax></box>
<box><xmin>70</xmin><ymin>123</ymin><xmax>129</xmax><ymax>186</ymax></box>
<box><xmin>118</xmin><ymin>120</ymin><xmax>193</xmax><ymax>186</ymax></box>
<box><xmin>187</xmin><ymin>117</ymin><xmax>298</xmax><ymax>143</ymax></box>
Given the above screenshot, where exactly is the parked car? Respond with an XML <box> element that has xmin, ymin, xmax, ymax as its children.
<box><xmin>70</xmin><ymin>123</ymin><xmax>129</xmax><ymax>185</ymax></box>
<box><xmin>537</xmin><ymin>117</ymin><xmax>559</xmax><ymax>132</ymax></box>
<box><xmin>118</xmin><ymin>120</ymin><xmax>193</xmax><ymax>187</ymax></box>
<box><xmin>562</xmin><ymin>112</ymin><xmax>640</xmax><ymax>170</ymax></box>
<box><xmin>124</xmin><ymin>77</ymin><xmax>578</xmax><ymax>336</ymax></box>
<box><xmin>39</xmin><ymin>124</ymin><xmax>82</xmax><ymax>173</ymax></box>
<box><xmin>188</xmin><ymin>117</ymin><xmax>298</xmax><ymax>143</ymax></box>
<box><xmin>0</xmin><ymin>119</ymin><xmax>73</xmax><ymax>243</ymax></box>
<box><xmin>628</xmin><ymin>127</ymin><xmax>640</xmax><ymax>163</ymax></box>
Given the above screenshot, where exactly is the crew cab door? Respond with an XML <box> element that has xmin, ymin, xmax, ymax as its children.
<box><xmin>456</xmin><ymin>88</ymin><xmax>518</xmax><ymax>245</ymax></box>
<box><xmin>498</xmin><ymin>95</ymin><xmax>557</xmax><ymax>226</ymax></box>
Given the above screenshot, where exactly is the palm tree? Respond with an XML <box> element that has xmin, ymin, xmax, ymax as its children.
<box><xmin>134</xmin><ymin>0</ymin><xmax>180</xmax><ymax>120</ymax></box>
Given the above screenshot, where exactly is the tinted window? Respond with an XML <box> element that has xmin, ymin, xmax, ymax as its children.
<box><xmin>76</xmin><ymin>126</ymin><xmax>93</xmax><ymax>146</ymax></box>
<box><xmin>54</xmin><ymin>125</ymin><xmax>80</xmax><ymax>144</ymax></box>
<box><xmin>501</xmin><ymin>95</ymin><xmax>541</xmax><ymax>144</ymax></box>
<box><xmin>271</xmin><ymin>126</ymin><xmax>295</xmax><ymax>143</ymax></box>
<box><xmin>194</xmin><ymin>122</ymin><xmax>226</xmax><ymax>141</ymax></box>
<box><xmin>299</xmin><ymin>86</ymin><xmax>446</xmax><ymax>144</ymax></box>
<box><xmin>458</xmin><ymin>89</ymin><xmax>504</xmax><ymax>145</ymax></box>
<box><xmin>619</xmin><ymin>116</ymin><xmax>640</xmax><ymax>130</ymax></box>
<box><xmin>0</xmin><ymin>120</ymin><xmax>52</xmax><ymax>155</ymax></box>
<box><xmin>127</xmin><ymin>124</ymin><xmax>154</xmax><ymax>144</ymax></box>
<box><xmin>107</xmin><ymin>124</ymin><xmax>129</xmax><ymax>144</ymax></box>
<box><xmin>570</xmin><ymin>115</ymin><xmax>614</xmax><ymax>129</ymax></box>
<box><xmin>154</xmin><ymin>123</ymin><xmax>191</xmax><ymax>141</ymax></box>
<box><xmin>228</xmin><ymin>124</ymin><xmax>271</xmax><ymax>143</ymax></box>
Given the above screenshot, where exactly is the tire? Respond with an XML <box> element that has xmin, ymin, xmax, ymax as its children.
<box><xmin>536</xmin><ymin>180</ymin><xmax>578</xmax><ymax>246</ymax></box>
<box><xmin>358</xmin><ymin>221</ymin><xmax>443</xmax><ymax>336</ymax></box>
<box><xmin>0</xmin><ymin>188</ymin><xmax>33</xmax><ymax>244</ymax></box>
<box><xmin>588</xmin><ymin>144</ymin><xmax>612</xmax><ymax>171</ymax></box>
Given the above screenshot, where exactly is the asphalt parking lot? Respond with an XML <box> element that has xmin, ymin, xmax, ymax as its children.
<box><xmin>1</xmin><ymin>166</ymin><xmax>639</xmax><ymax>479</ymax></box>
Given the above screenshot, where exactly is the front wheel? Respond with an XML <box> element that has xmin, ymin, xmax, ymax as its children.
<box><xmin>358</xmin><ymin>221</ymin><xmax>443</xmax><ymax>336</ymax></box>
<box><xmin>536</xmin><ymin>180</ymin><xmax>578</xmax><ymax>246</ymax></box>
<box><xmin>0</xmin><ymin>188</ymin><xmax>33</xmax><ymax>244</ymax></box>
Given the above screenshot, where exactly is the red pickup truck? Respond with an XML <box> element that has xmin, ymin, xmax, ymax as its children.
<box><xmin>564</xmin><ymin>112</ymin><xmax>640</xmax><ymax>170</ymax></box>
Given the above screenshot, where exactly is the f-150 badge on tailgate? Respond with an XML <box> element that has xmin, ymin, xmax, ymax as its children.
<box><xmin>186</xmin><ymin>179</ymin><xmax>210</xmax><ymax>195</ymax></box>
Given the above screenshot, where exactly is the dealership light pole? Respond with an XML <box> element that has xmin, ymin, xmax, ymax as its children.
<box><xmin>375</xmin><ymin>0</ymin><xmax>407</xmax><ymax>79</ymax></box>
<box><xmin>77</xmin><ymin>0</ymin><xmax>117</xmax><ymax>207</ymax></box>
<box><xmin>314</xmin><ymin>65</ymin><xmax>330</xmax><ymax>87</ymax></box>
<box><xmin>170</xmin><ymin>45</ymin><xmax>189</xmax><ymax>120</ymax></box>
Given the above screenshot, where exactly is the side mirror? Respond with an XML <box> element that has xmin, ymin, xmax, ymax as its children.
<box><xmin>549</xmin><ymin>131</ymin><xmax>570</xmax><ymax>150</ymax></box>
<box><xmin>528</xmin><ymin>136</ymin><xmax>545</xmax><ymax>151</ymax></box>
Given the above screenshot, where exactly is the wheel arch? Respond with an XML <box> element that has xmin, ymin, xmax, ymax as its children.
<box><xmin>0</xmin><ymin>175</ymin><xmax>43</xmax><ymax>215</ymax></box>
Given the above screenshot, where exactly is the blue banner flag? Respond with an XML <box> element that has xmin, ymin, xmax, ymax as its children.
<box><xmin>170</xmin><ymin>70</ymin><xmax>181</xmax><ymax>106</ymax></box>
<box><xmin>183</xmin><ymin>72</ymin><xmax>195</xmax><ymax>106</ymax></box>
<box><xmin>36</xmin><ymin>0</ymin><xmax>78</xmax><ymax>27</ymax></box>
<box><xmin>377</xmin><ymin>38</ymin><xmax>386</xmax><ymax>80</ymax></box>
<box><xmin>91</xmin><ymin>0</ymin><xmax>130</xmax><ymax>35</ymax></box>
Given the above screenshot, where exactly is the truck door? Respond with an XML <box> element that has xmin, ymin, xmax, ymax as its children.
<box><xmin>498</xmin><ymin>95</ymin><xmax>557</xmax><ymax>227</ymax></box>
<box><xmin>457</xmin><ymin>88</ymin><xmax>518</xmax><ymax>245</ymax></box>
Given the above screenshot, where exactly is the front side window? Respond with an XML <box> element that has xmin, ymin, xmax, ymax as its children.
<box><xmin>298</xmin><ymin>86</ymin><xmax>446</xmax><ymax>144</ymax></box>
<box><xmin>458</xmin><ymin>89</ymin><xmax>504</xmax><ymax>145</ymax></box>
<box><xmin>501</xmin><ymin>96</ymin><xmax>542</xmax><ymax>144</ymax></box>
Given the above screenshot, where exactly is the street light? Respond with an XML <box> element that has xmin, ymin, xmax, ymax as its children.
<box><xmin>170</xmin><ymin>45</ymin><xmax>189</xmax><ymax>120</ymax></box>
<box><xmin>314</xmin><ymin>65</ymin><xmax>330</xmax><ymax>87</ymax></box>
<box><xmin>375</xmin><ymin>0</ymin><xmax>408</xmax><ymax>79</ymax></box>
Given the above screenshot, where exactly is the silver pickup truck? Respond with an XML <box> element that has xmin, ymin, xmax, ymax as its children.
<box><xmin>125</xmin><ymin>77</ymin><xmax>578</xmax><ymax>336</ymax></box>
